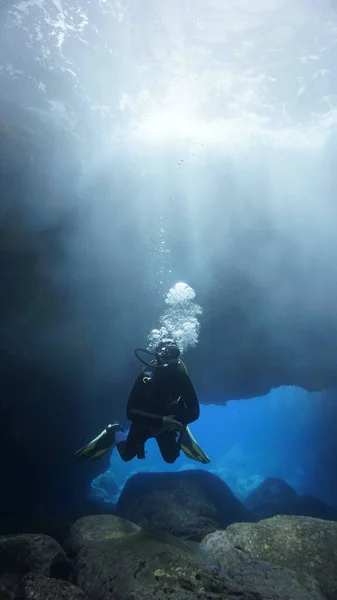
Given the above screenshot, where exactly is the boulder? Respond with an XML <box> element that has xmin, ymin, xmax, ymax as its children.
<box><xmin>294</xmin><ymin>495</ymin><xmax>337</xmax><ymax>521</ymax></box>
<box><xmin>20</xmin><ymin>572</ymin><xmax>88</xmax><ymax>599</ymax></box>
<box><xmin>71</xmin><ymin>525</ymin><xmax>203</xmax><ymax>600</ymax></box>
<box><xmin>65</xmin><ymin>513</ymin><xmax>141</xmax><ymax>556</ymax></box>
<box><xmin>197</xmin><ymin>560</ymin><xmax>325</xmax><ymax>600</ymax></box>
<box><xmin>0</xmin><ymin>533</ymin><xmax>71</xmax><ymax>580</ymax></box>
<box><xmin>115</xmin><ymin>470</ymin><xmax>251</xmax><ymax>541</ymax></box>
<box><xmin>206</xmin><ymin>545</ymin><xmax>324</xmax><ymax>600</ymax></box>
<box><xmin>245</xmin><ymin>478</ymin><xmax>337</xmax><ymax>522</ymax></box>
<box><xmin>245</xmin><ymin>477</ymin><xmax>299</xmax><ymax>518</ymax></box>
<box><xmin>0</xmin><ymin>573</ymin><xmax>20</xmax><ymax>600</ymax></box>
<box><xmin>201</xmin><ymin>515</ymin><xmax>337</xmax><ymax>600</ymax></box>
<box><xmin>68</xmin><ymin>514</ymin><xmax>325</xmax><ymax>600</ymax></box>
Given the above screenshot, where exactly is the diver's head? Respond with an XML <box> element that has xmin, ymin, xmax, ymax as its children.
<box><xmin>134</xmin><ymin>339</ymin><xmax>181</xmax><ymax>369</ymax></box>
<box><xmin>155</xmin><ymin>338</ymin><xmax>181</xmax><ymax>366</ymax></box>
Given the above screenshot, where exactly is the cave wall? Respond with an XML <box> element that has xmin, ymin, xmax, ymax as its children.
<box><xmin>0</xmin><ymin>113</ymin><xmax>123</xmax><ymax>533</ymax></box>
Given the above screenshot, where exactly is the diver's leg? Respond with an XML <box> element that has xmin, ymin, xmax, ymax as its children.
<box><xmin>75</xmin><ymin>422</ymin><xmax>124</xmax><ymax>461</ymax></box>
<box><xmin>115</xmin><ymin>423</ymin><xmax>148</xmax><ymax>462</ymax></box>
<box><xmin>156</xmin><ymin>430</ymin><xmax>180</xmax><ymax>464</ymax></box>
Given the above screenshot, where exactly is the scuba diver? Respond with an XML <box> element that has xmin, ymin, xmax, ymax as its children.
<box><xmin>75</xmin><ymin>339</ymin><xmax>210</xmax><ymax>465</ymax></box>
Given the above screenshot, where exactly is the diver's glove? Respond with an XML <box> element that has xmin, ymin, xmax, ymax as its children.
<box><xmin>162</xmin><ymin>415</ymin><xmax>183</xmax><ymax>432</ymax></box>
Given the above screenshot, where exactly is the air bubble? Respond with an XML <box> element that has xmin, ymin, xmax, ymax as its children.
<box><xmin>147</xmin><ymin>282</ymin><xmax>202</xmax><ymax>354</ymax></box>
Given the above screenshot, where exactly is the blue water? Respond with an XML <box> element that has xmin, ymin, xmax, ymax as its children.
<box><xmin>91</xmin><ymin>385</ymin><xmax>328</xmax><ymax>506</ymax></box>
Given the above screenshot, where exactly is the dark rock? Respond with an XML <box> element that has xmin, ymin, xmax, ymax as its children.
<box><xmin>0</xmin><ymin>534</ymin><xmax>71</xmax><ymax>580</ymax></box>
<box><xmin>115</xmin><ymin>470</ymin><xmax>252</xmax><ymax>541</ymax></box>
<box><xmin>71</xmin><ymin>526</ymin><xmax>203</xmax><ymax>600</ymax></box>
<box><xmin>205</xmin><ymin>548</ymin><xmax>324</xmax><ymax>600</ymax></box>
<box><xmin>196</xmin><ymin>561</ymin><xmax>324</xmax><ymax>600</ymax></box>
<box><xmin>20</xmin><ymin>572</ymin><xmax>87</xmax><ymax>599</ymax></box>
<box><xmin>200</xmin><ymin>541</ymin><xmax>325</xmax><ymax>600</ymax></box>
<box><xmin>245</xmin><ymin>477</ymin><xmax>299</xmax><ymax>518</ymax></box>
<box><xmin>230</xmin><ymin>562</ymin><xmax>324</xmax><ymax>600</ymax></box>
<box><xmin>202</xmin><ymin>515</ymin><xmax>337</xmax><ymax>600</ymax></box>
<box><xmin>0</xmin><ymin>573</ymin><xmax>20</xmax><ymax>600</ymax></box>
<box><xmin>295</xmin><ymin>495</ymin><xmax>337</xmax><ymax>521</ymax></box>
<box><xmin>68</xmin><ymin>514</ymin><xmax>324</xmax><ymax>600</ymax></box>
<box><xmin>245</xmin><ymin>478</ymin><xmax>337</xmax><ymax>522</ymax></box>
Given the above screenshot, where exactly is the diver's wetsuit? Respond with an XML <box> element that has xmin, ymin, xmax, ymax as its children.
<box><xmin>116</xmin><ymin>362</ymin><xmax>200</xmax><ymax>463</ymax></box>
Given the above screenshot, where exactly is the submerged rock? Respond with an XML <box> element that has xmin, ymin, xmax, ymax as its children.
<box><xmin>245</xmin><ymin>477</ymin><xmax>299</xmax><ymax>517</ymax></box>
<box><xmin>0</xmin><ymin>533</ymin><xmax>71</xmax><ymax>580</ymax></box>
<box><xmin>20</xmin><ymin>572</ymin><xmax>87</xmax><ymax>599</ymax></box>
<box><xmin>217</xmin><ymin>549</ymin><xmax>324</xmax><ymax>600</ymax></box>
<box><xmin>65</xmin><ymin>513</ymin><xmax>141</xmax><ymax>556</ymax></box>
<box><xmin>0</xmin><ymin>534</ymin><xmax>73</xmax><ymax>599</ymax></box>
<box><xmin>115</xmin><ymin>469</ymin><xmax>251</xmax><ymax>541</ymax></box>
<box><xmin>0</xmin><ymin>573</ymin><xmax>20</xmax><ymax>600</ymax></box>
<box><xmin>71</xmin><ymin>527</ymin><xmax>203</xmax><ymax>599</ymax></box>
<box><xmin>245</xmin><ymin>477</ymin><xmax>337</xmax><ymax>521</ymax></box>
<box><xmin>294</xmin><ymin>495</ymin><xmax>337</xmax><ymax>521</ymax></box>
<box><xmin>68</xmin><ymin>514</ymin><xmax>325</xmax><ymax>600</ymax></box>
<box><xmin>200</xmin><ymin>540</ymin><xmax>325</xmax><ymax>600</ymax></box>
<box><xmin>202</xmin><ymin>515</ymin><xmax>337</xmax><ymax>600</ymax></box>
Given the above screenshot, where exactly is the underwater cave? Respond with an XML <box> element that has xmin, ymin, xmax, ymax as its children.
<box><xmin>1</xmin><ymin>1</ymin><xmax>337</xmax><ymax>599</ymax></box>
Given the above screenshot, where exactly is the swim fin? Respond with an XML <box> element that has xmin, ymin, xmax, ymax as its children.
<box><xmin>179</xmin><ymin>426</ymin><xmax>210</xmax><ymax>464</ymax></box>
<box><xmin>74</xmin><ymin>423</ymin><xmax>123</xmax><ymax>462</ymax></box>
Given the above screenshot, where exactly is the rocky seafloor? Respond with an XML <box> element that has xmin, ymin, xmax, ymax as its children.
<box><xmin>1</xmin><ymin>470</ymin><xmax>337</xmax><ymax>600</ymax></box>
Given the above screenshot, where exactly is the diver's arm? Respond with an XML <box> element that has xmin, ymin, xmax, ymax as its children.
<box><xmin>179</xmin><ymin>375</ymin><xmax>200</xmax><ymax>425</ymax></box>
<box><xmin>126</xmin><ymin>374</ymin><xmax>146</xmax><ymax>421</ymax></box>
<box><xmin>130</xmin><ymin>409</ymin><xmax>182</xmax><ymax>432</ymax></box>
<box><xmin>129</xmin><ymin>408</ymin><xmax>162</xmax><ymax>421</ymax></box>
<box><xmin>126</xmin><ymin>376</ymin><xmax>164</xmax><ymax>425</ymax></box>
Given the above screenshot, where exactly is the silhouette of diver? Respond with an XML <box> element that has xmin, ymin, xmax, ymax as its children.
<box><xmin>75</xmin><ymin>339</ymin><xmax>210</xmax><ymax>464</ymax></box>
